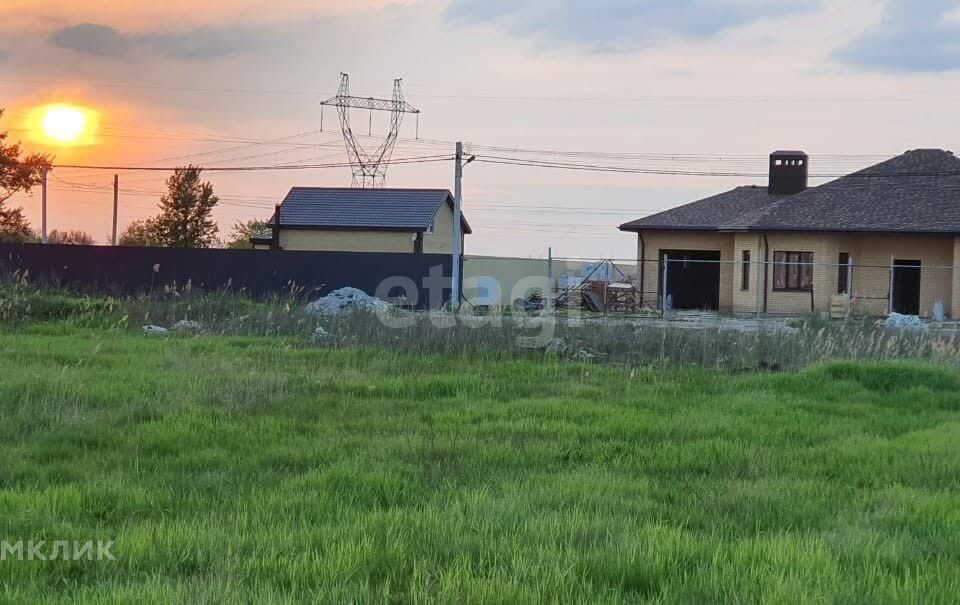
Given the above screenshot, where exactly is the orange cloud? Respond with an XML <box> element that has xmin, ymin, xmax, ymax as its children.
<box><xmin>1</xmin><ymin>1</ymin><xmax>413</xmax><ymax>32</ymax></box>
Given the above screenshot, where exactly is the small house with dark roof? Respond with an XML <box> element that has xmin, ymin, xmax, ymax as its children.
<box><xmin>252</xmin><ymin>187</ymin><xmax>471</xmax><ymax>254</ymax></box>
<box><xmin>620</xmin><ymin>149</ymin><xmax>960</xmax><ymax>318</ymax></box>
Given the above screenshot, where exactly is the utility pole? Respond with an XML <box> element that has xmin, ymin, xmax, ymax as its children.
<box><xmin>41</xmin><ymin>167</ymin><xmax>49</xmax><ymax>244</ymax></box>
<box><xmin>112</xmin><ymin>174</ymin><xmax>119</xmax><ymax>246</ymax></box>
<box><xmin>452</xmin><ymin>141</ymin><xmax>463</xmax><ymax>309</ymax></box>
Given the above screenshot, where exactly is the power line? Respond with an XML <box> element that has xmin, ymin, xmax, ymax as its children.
<box><xmin>41</xmin><ymin>148</ymin><xmax>960</xmax><ymax>180</ymax></box>
<box><xmin>146</xmin><ymin>130</ymin><xmax>333</xmax><ymax>164</ymax></box>
<box><xmin>12</xmin><ymin>127</ymin><xmax>330</xmax><ymax>148</ymax></box>
<box><xmin>197</xmin><ymin>141</ymin><xmax>345</xmax><ymax>167</ymax></box>
<box><xmin>12</xmin><ymin>118</ymin><xmax>901</xmax><ymax>172</ymax></box>
<box><xmin>50</xmin><ymin>155</ymin><xmax>453</xmax><ymax>172</ymax></box>
<box><xmin>472</xmin><ymin>155</ymin><xmax>960</xmax><ymax>179</ymax></box>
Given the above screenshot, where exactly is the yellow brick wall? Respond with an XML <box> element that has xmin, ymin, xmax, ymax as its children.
<box><xmin>842</xmin><ymin>234</ymin><xmax>953</xmax><ymax>318</ymax></box>
<box><xmin>954</xmin><ymin>238</ymin><xmax>960</xmax><ymax>319</ymax></box>
<box><xmin>637</xmin><ymin>231</ymin><xmax>736</xmax><ymax>311</ymax></box>
<box><xmin>763</xmin><ymin>233</ymin><xmax>839</xmax><ymax>316</ymax></box>
<box><xmin>422</xmin><ymin>202</ymin><xmax>459</xmax><ymax>255</ymax></box>
<box><xmin>632</xmin><ymin>230</ymin><xmax>957</xmax><ymax>318</ymax></box>
<box><xmin>733</xmin><ymin>233</ymin><xmax>764</xmax><ymax>314</ymax></box>
<box><xmin>279</xmin><ymin>229</ymin><xmax>415</xmax><ymax>253</ymax></box>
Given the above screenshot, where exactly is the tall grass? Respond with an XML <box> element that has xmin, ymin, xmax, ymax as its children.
<box><xmin>0</xmin><ymin>330</ymin><xmax>958</xmax><ymax>602</ymax></box>
<box><xmin>3</xmin><ymin>280</ymin><xmax>960</xmax><ymax>370</ymax></box>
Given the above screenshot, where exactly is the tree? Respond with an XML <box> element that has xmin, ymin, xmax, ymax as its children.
<box><xmin>0</xmin><ymin>109</ymin><xmax>51</xmax><ymax>243</ymax></box>
<box><xmin>0</xmin><ymin>210</ymin><xmax>38</xmax><ymax>244</ymax></box>
<box><xmin>225</xmin><ymin>218</ymin><xmax>269</xmax><ymax>249</ymax></box>
<box><xmin>153</xmin><ymin>166</ymin><xmax>219</xmax><ymax>248</ymax></box>
<box><xmin>118</xmin><ymin>218</ymin><xmax>162</xmax><ymax>247</ymax></box>
<box><xmin>48</xmin><ymin>229</ymin><xmax>95</xmax><ymax>245</ymax></box>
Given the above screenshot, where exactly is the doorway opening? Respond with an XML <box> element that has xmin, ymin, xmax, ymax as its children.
<box><xmin>660</xmin><ymin>250</ymin><xmax>722</xmax><ymax>311</ymax></box>
<box><xmin>892</xmin><ymin>259</ymin><xmax>921</xmax><ymax>316</ymax></box>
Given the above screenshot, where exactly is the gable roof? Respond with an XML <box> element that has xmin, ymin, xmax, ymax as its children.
<box><xmin>273</xmin><ymin>187</ymin><xmax>472</xmax><ymax>234</ymax></box>
<box><xmin>621</xmin><ymin>149</ymin><xmax>960</xmax><ymax>235</ymax></box>
<box><xmin>619</xmin><ymin>186</ymin><xmax>788</xmax><ymax>232</ymax></box>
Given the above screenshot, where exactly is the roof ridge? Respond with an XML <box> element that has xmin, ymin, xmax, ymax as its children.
<box><xmin>836</xmin><ymin>148</ymin><xmax>959</xmax><ymax>178</ymax></box>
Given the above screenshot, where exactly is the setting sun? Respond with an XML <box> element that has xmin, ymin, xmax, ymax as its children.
<box><xmin>28</xmin><ymin>104</ymin><xmax>98</xmax><ymax>146</ymax></box>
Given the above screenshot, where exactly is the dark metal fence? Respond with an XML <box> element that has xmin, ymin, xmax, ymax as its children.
<box><xmin>0</xmin><ymin>244</ymin><xmax>454</xmax><ymax>308</ymax></box>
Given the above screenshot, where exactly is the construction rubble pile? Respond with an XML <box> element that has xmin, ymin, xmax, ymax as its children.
<box><xmin>304</xmin><ymin>287</ymin><xmax>391</xmax><ymax>317</ymax></box>
<box><xmin>884</xmin><ymin>312</ymin><xmax>926</xmax><ymax>330</ymax></box>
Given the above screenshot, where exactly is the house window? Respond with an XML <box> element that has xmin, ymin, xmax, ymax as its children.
<box><xmin>741</xmin><ymin>250</ymin><xmax>751</xmax><ymax>291</ymax></box>
<box><xmin>426</xmin><ymin>220</ymin><xmax>435</xmax><ymax>235</ymax></box>
<box><xmin>837</xmin><ymin>252</ymin><xmax>850</xmax><ymax>294</ymax></box>
<box><xmin>773</xmin><ymin>251</ymin><xmax>813</xmax><ymax>291</ymax></box>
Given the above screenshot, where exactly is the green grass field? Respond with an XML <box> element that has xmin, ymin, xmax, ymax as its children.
<box><xmin>2</xmin><ymin>327</ymin><xmax>960</xmax><ymax>603</ymax></box>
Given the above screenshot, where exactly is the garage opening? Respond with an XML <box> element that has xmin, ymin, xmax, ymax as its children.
<box><xmin>660</xmin><ymin>250</ymin><xmax>722</xmax><ymax>311</ymax></box>
<box><xmin>892</xmin><ymin>259</ymin><xmax>921</xmax><ymax>316</ymax></box>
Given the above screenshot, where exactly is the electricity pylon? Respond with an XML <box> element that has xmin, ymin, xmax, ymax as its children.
<box><xmin>320</xmin><ymin>73</ymin><xmax>420</xmax><ymax>188</ymax></box>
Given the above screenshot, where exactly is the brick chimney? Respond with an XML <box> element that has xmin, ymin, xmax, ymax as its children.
<box><xmin>769</xmin><ymin>150</ymin><xmax>808</xmax><ymax>195</ymax></box>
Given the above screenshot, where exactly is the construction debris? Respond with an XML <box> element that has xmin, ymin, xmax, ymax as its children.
<box><xmin>545</xmin><ymin>338</ymin><xmax>568</xmax><ymax>356</ymax></box>
<box><xmin>305</xmin><ymin>287</ymin><xmax>390</xmax><ymax>316</ymax></box>
<box><xmin>312</xmin><ymin>326</ymin><xmax>336</xmax><ymax>345</ymax></box>
<box><xmin>885</xmin><ymin>313</ymin><xmax>926</xmax><ymax>330</ymax></box>
<box><xmin>172</xmin><ymin>320</ymin><xmax>203</xmax><ymax>332</ymax></box>
<box><xmin>142</xmin><ymin>325</ymin><xmax>169</xmax><ymax>335</ymax></box>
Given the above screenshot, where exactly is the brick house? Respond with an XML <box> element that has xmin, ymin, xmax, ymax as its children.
<box><xmin>620</xmin><ymin>149</ymin><xmax>960</xmax><ymax>318</ymax></box>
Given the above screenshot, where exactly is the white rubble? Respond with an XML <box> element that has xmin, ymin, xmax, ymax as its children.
<box><xmin>885</xmin><ymin>312</ymin><xmax>926</xmax><ymax>330</ymax></box>
<box><xmin>545</xmin><ymin>338</ymin><xmax>568</xmax><ymax>356</ymax></box>
<box><xmin>574</xmin><ymin>349</ymin><xmax>597</xmax><ymax>361</ymax></box>
<box><xmin>312</xmin><ymin>326</ymin><xmax>335</xmax><ymax>345</ymax></box>
<box><xmin>304</xmin><ymin>287</ymin><xmax>390</xmax><ymax>317</ymax></box>
<box><xmin>172</xmin><ymin>320</ymin><xmax>203</xmax><ymax>332</ymax></box>
<box><xmin>142</xmin><ymin>325</ymin><xmax>169</xmax><ymax>335</ymax></box>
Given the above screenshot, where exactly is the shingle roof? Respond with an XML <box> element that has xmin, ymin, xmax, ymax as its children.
<box><xmin>273</xmin><ymin>187</ymin><xmax>472</xmax><ymax>234</ymax></box>
<box><xmin>620</xmin><ymin>149</ymin><xmax>960</xmax><ymax>235</ymax></box>
<box><xmin>619</xmin><ymin>186</ymin><xmax>787</xmax><ymax>231</ymax></box>
<box><xmin>752</xmin><ymin>149</ymin><xmax>960</xmax><ymax>233</ymax></box>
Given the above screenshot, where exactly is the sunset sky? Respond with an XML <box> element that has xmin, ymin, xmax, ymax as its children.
<box><xmin>3</xmin><ymin>0</ymin><xmax>960</xmax><ymax>258</ymax></box>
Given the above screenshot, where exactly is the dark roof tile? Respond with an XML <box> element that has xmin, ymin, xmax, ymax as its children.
<box><xmin>621</xmin><ymin>149</ymin><xmax>960</xmax><ymax>235</ymax></box>
<box><xmin>273</xmin><ymin>187</ymin><xmax>471</xmax><ymax>233</ymax></box>
<box><xmin>750</xmin><ymin>149</ymin><xmax>960</xmax><ymax>233</ymax></box>
<box><xmin>619</xmin><ymin>186</ymin><xmax>786</xmax><ymax>231</ymax></box>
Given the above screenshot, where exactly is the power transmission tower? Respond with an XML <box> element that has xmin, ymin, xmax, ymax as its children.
<box><xmin>320</xmin><ymin>73</ymin><xmax>420</xmax><ymax>188</ymax></box>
